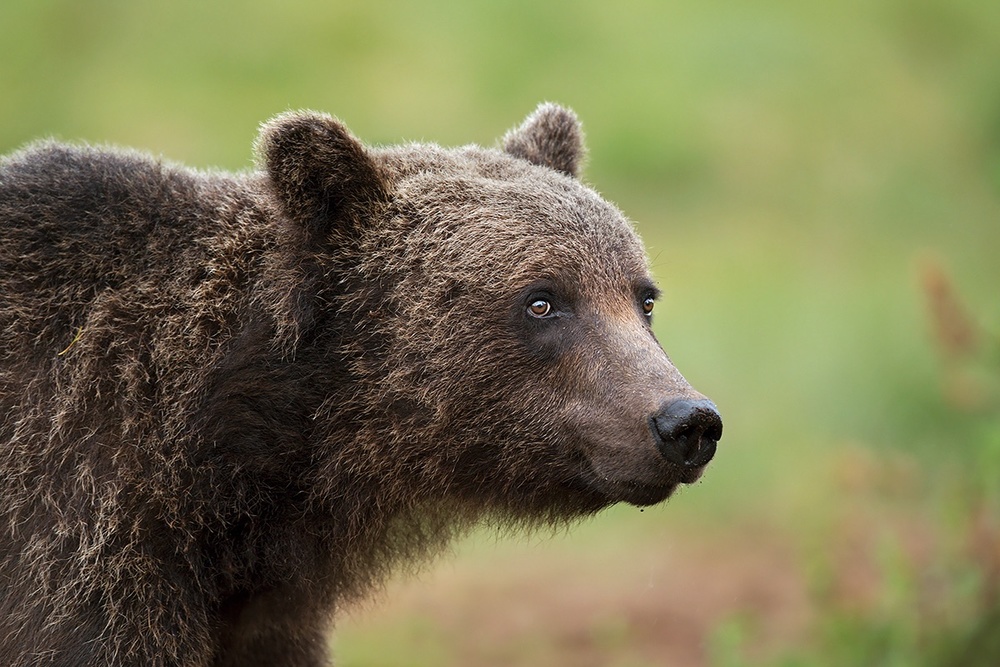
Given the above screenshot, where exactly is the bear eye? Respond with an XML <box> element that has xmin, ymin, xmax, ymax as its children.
<box><xmin>527</xmin><ymin>299</ymin><xmax>553</xmax><ymax>318</ymax></box>
<box><xmin>642</xmin><ymin>296</ymin><xmax>655</xmax><ymax>316</ymax></box>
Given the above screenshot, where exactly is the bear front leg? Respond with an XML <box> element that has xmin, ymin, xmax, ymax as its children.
<box><xmin>215</xmin><ymin>589</ymin><xmax>334</xmax><ymax>667</ymax></box>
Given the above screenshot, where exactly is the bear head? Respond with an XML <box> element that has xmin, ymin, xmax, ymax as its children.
<box><xmin>256</xmin><ymin>104</ymin><xmax>722</xmax><ymax>519</ymax></box>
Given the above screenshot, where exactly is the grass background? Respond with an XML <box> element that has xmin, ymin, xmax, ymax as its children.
<box><xmin>3</xmin><ymin>1</ymin><xmax>1000</xmax><ymax>664</ymax></box>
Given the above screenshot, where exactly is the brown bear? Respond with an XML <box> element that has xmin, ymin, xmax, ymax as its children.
<box><xmin>0</xmin><ymin>104</ymin><xmax>722</xmax><ymax>666</ymax></box>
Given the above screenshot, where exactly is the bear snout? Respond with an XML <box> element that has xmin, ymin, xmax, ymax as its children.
<box><xmin>650</xmin><ymin>398</ymin><xmax>723</xmax><ymax>468</ymax></box>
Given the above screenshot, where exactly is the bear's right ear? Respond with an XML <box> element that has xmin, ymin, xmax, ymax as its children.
<box><xmin>503</xmin><ymin>103</ymin><xmax>585</xmax><ymax>178</ymax></box>
<box><xmin>256</xmin><ymin>111</ymin><xmax>388</xmax><ymax>243</ymax></box>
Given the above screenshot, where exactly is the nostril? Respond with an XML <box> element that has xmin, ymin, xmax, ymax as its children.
<box><xmin>650</xmin><ymin>398</ymin><xmax>723</xmax><ymax>468</ymax></box>
<box><xmin>703</xmin><ymin>416</ymin><xmax>723</xmax><ymax>444</ymax></box>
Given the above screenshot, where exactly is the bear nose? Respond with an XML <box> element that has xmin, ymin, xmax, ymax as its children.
<box><xmin>650</xmin><ymin>398</ymin><xmax>723</xmax><ymax>468</ymax></box>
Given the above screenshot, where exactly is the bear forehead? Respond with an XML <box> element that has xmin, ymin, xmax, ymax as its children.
<box><xmin>373</xmin><ymin>145</ymin><xmax>651</xmax><ymax>293</ymax></box>
<box><xmin>377</xmin><ymin>144</ymin><xmax>641</xmax><ymax>247</ymax></box>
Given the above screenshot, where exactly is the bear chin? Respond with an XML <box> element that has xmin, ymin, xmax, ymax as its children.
<box><xmin>571</xmin><ymin>465</ymin><xmax>707</xmax><ymax>508</ymax></box>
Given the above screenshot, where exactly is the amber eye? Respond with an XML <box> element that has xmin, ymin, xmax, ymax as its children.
<box><xmin>642</xmin><ymin>296</ymin><xmax>655</xmax><ymax>316</ymax></box>
<box><xmin>528</xmin><ymin>299</ymin><xmax>553</xmax><ymax>318</ymax></box>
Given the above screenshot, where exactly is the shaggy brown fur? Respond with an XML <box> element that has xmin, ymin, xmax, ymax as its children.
<box><xmin>0</xmin><ymin>104</ymin><xmax>722</xmax><ymax>666</ymax></box>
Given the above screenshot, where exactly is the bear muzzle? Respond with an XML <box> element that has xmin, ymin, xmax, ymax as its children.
<box><xmin>649</xmin><ymin>398</ymin><xmax>723</xmax><ymax>468</ymax></box>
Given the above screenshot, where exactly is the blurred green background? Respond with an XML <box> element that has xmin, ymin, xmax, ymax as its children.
<box><xmin>3</xmin><ymin>1</ymin><xmax>999</xmax><ymax>665</ymax></box>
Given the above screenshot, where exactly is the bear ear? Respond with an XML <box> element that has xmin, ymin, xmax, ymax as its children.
<box><xmin>256</xmin><ymin>111</ymin><xmax>388</xmax><ymax>242</ymax></box>
<box><xmin>503</xmin><ymin>103</ymin><xmax>585</xmax><ymax>178</ymax></box>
